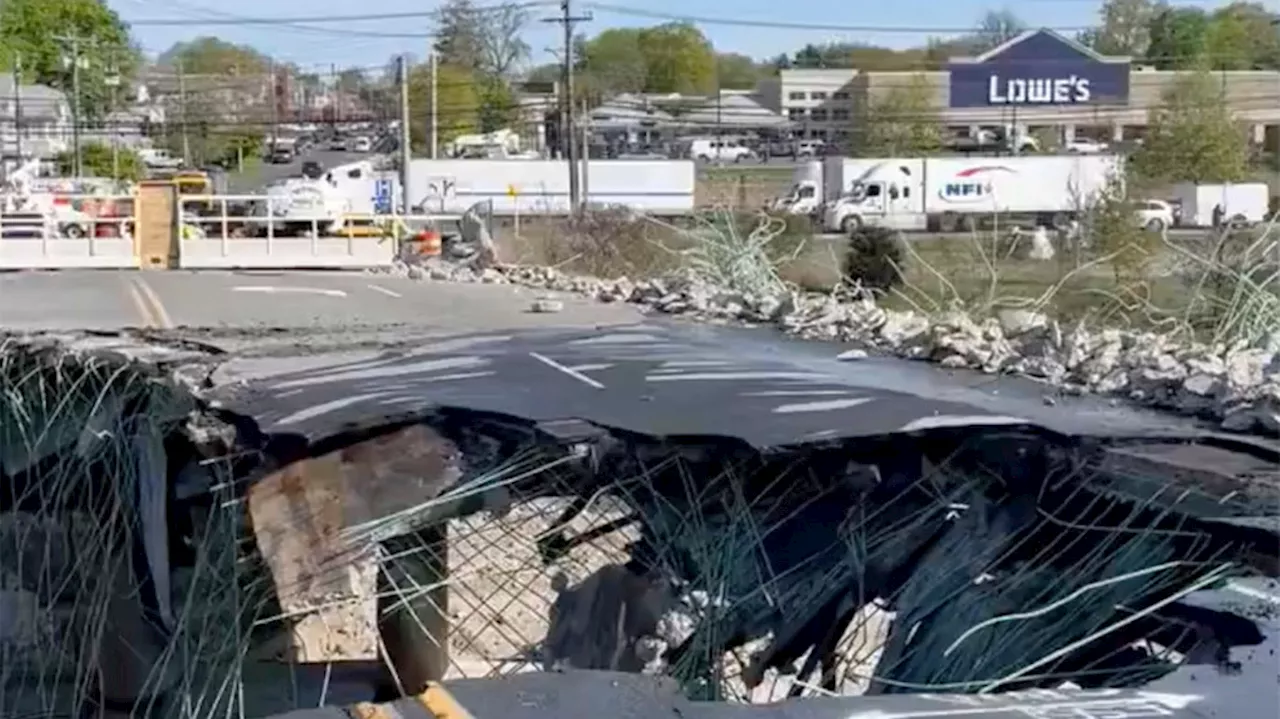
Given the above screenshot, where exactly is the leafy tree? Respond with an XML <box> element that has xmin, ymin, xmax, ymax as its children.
<box><xmin>158</xmin><ymin>37</ymin><xmax>269</xmax><ymax>75</ymax></box>
<box><xmin>408</xmin><ymin>61</ymin><xmax>479</xmax><ymax>151</ymax></box>
<box><xmin>0</xmin><ymin>0</ymin><xmax>139</xmax><ymax>118</ymax></box>
<box><xmin>1145</xmin><ymin>7</ymin><xmax>1212</xmax><ymax>69</ymax></box>
<box><xmin>851</xmin><ymin>74</ymin><xmax>942</xmax><ymax>157</ymax></box>
<box><xmin>637</xmin><ymin>23</ymin><xmax>716</xmax><ymax>95</ymax></box>
<box><xmin>582</xmin><ymin>29</ymin><xmax>648</xmax><ymax>95</ymax></box>
<box><xmin>1078</xmin><ymin>0</ymin><xmax>1165</xmax><ymax>56</ymax></box>
<box><xmin>56</xmin><ymin>141</ymin><xmax>141</xmax><ymax>180</ymax></box>
<box><xmin>1132</xmin><ymin>70</ymin><xmax>1249</xmax><ymax>184</ymax></box>
<box><xmin>1205</xmin><ymin>3</ymin><xmax>1280</xmax><ymax>70</ymax></box>
<box><xmin>715</xmin><ymin>54</ymin><xmax>763</xmax><ymax>89</ymax></box>
<box><xmin>476</xmin><ymin>76</ymin><xmax>517</xmax><ymax>133</ymax></box>
<box><xmin>789</xmin><ymin>43</ymin><xmax>933</xmax><ymax>71</ymax></box>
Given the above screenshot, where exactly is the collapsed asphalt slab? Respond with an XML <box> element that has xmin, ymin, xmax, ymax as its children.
<box><xmin>1</xmin><ymin>325</ymin><xmax>1278</xmax><ymax>719</ymax></box>
<box><xmin>203</xmin><ymin>320</ymin><xmax>1227</xmax><ymax>444</ymax></box>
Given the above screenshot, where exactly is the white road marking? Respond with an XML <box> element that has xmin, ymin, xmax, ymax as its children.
<box><xmin>367</xmin><ymin>283</ymin><xmax>402</xmax><ymax>298</ymax></box>
<box><xmin>646</xmin><ymin>371</ymin><xmax>827</xmax><ymax>382</ymax></box>
<box><xmin>529</xmin><ymin>352</ymin><xmax>606</xmax><ymax>389</ymax></box>
<box><xmin>772</xmin><ymin>398</ymin><xmax>875</xmax><ymax>414</ymax></box>
<box><xmin>232</xmin><ymin>285</ymin><xmax>348</xmax><ymax>298</ymax></box>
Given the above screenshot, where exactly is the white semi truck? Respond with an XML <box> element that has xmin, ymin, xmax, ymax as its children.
<box><xmin>774</xmin><ymin>156</ymin><xmax>1121</xmax><ymax>234</ymax></box>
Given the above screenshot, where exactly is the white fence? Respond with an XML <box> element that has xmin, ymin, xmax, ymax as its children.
<box><xmin>175</xmin><ymin>195</ymin><xmax>440</xmax><ymax>269</ymax></box>
<box><xmin>1</xmin><ymin>194</ymin><xmax>137</xmax><ymax>269</ymax></box>
<box><xmin>0</xmin><ymin>236</ymin><xmax>135</xmax><ymax>269</ymax></box>
<box><xmin>0</xmin><ymin>192</ymin><xmax>459</xmax><ymax>270</ymax></box>
<box><xmin>180</xmin><ymin>235</ymin><xmax>396</xmax><ymax>269</ymax></box>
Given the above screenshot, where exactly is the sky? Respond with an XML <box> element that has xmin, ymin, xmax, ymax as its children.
<box><xmin>109</xmin><ymin>0</ymin><xmax>1237</xmax><ymax>74</ymax></box>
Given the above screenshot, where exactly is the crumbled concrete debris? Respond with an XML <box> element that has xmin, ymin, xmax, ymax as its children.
<box><xmin>387</xmin><ymin>259</ymin><xmax>1280</xmax><ymax>436</ymax></box>
<box><xmin>529</xmin><ymin>298</ymin><xmax>565</xmax><ymax>313</ymax></box>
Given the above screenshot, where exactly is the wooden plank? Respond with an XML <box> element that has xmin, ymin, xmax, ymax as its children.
<box><xmin>247</xmin><ymin>424</ymin><xmax>462</xmax><ymax>664</ymax></box>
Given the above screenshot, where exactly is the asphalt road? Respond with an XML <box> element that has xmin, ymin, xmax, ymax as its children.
<box><xmin>0</xmin><ymin>269</ymin><xmax>641</xmax><ymax>333</ymax></box>
<box><xmin>227</xmin><ymin>150</ymin><xmax>379</xmax><ymax>192</ymax></box>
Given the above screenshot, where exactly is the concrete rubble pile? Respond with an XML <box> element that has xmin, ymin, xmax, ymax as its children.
<box><xmin>382</xmin><ymin>258</ymin><xmax>1280</xmax><ymax>437</ymax></box>
<box><xmin>1</xmin><ymin>333</ymin><xmax>1277</xmax><ymax>717</ymax></box>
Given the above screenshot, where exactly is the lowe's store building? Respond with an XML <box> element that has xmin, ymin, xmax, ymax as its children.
<box><xmin>764</xmin><ymin>29</ymin><xmax>1280</xmax><ymax>150</ymax></box>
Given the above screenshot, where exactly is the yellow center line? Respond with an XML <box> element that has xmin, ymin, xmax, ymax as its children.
<box><xmin>132</xmin><ymin>276</ymin><xmax>174</xmax><ymax>329</ymax></box>
<box><xmin>126</xmin><ymin>278</ymin><xmax>157</xmax><ymax>328</ymax></box>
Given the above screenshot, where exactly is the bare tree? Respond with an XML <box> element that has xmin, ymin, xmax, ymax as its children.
<box><xmin>479</xmin><ymin>3</ymin><xmax>531</xmax><ymax>77</ymax></box>
<box><xmin>973</xmin><ymin>9</ymin><xmax>1028</xmax><ymax>52</ymax></box>
<box><xmin>433</xmin><ymin>0</ymin><xmax>529</xmax><ymax>77</ymax></box>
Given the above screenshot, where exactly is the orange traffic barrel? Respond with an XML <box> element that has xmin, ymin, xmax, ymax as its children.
<box><xmin>411</xmin><ymin>229</ymin><xmax>442</xmax><ymax>257</ymax></box>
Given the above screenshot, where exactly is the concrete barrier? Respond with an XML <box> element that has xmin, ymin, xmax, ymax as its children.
<box><xmin>0</xmin><ymin>237</ymin><xmax>136</xmax><ymax>269</ymax></box>
<box><xmin>177</xmin><ymin>236</ymin><xmax>396</xmax><ymax>269</ymax></box>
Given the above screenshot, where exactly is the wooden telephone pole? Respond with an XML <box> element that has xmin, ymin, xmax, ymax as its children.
<box><xmin>542</xmin><ymin>0</ymin><xmax>591</xmax><ymax>211</ymax></box>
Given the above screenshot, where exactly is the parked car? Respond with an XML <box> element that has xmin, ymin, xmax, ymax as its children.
<box><xmin>1134</xmin><ymin>199</ymin><xmax>1176</xmax><ymax>232</ymax></box>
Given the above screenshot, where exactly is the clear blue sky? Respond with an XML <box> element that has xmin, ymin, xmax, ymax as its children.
<box><xmin>110</xmin><ymin>0</ymin><xmax>1235</xmax><ymax>74</ymax></box>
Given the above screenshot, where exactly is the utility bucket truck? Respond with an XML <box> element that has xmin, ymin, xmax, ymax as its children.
<box><xmin>821</xmin><ymin>155</ymin><xmax>1121</xmax><ymax>234</ymax></box>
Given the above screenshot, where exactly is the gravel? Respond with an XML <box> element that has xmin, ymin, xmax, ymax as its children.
<box><xmin>386</xmin><ymin>258</ymin><xmax>1280</xmax><ymax>437</ymax></box>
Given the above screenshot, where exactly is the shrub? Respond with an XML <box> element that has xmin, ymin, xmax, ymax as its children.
<box><xmin>843</xmin><ymin>225</ymin><xmax>906</xmax><ymax>293</ymax></box>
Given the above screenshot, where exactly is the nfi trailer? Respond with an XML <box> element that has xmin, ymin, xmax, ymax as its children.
<box><xmin>820</xmin><ymin>155</ymin><xmax>1122</xmax><ymax>234</ymax></box>
<box><xmin>374</xmin><ymin>159</ymin><xmax>697</xmax><ymax>216</ymax></box>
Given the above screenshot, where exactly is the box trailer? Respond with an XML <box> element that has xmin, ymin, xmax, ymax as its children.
<box><xmin>1171</xmin><ymin>182</ymin><xmax>1270</xmax><ymax>228</ymax></box>
<box><xmin>822</xmin><ymin>155</ymin><xmax>1122</xmax><ymax>233</ymax></box>
<box><xmin>387</xmin><ymin>159</ymin><xmax>696</xmax><ymax>216</ymax></box>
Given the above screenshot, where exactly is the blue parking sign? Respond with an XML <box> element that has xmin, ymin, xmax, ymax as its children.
<box><xmin>373</xmin><ymin>179</ymin><xmax>393</xmax><ymax>213</ymax></box>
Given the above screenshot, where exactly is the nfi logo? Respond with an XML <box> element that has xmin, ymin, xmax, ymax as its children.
<box><xmin>939</xmin><ymin>166</ymin><xmax>1016</xmax><ymax>204</ymax></box>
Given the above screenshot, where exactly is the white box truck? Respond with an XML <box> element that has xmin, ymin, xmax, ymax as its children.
<box><xmin>393</xmin><ymin>159</ymin><xmax>696</xmax><ymax>216</ymax></box>
<box><xmin>1171</xmin><ymin>182</ymin><xmax>1270</xmax><ymax>228</ymax></box>
<box><xmin>821</xmin><ymin>155</ymin><xmax>1121</xmax><ymax>233</ymax></box>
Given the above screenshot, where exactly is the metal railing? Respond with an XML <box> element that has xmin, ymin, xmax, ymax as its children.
<box><xmin>0</xmin><ymin>193</ymin><xmax>138</xmax><ymax>269</ymax></box>
<box><xmin>175</xmin><ymin>194</ymin><xmax>462</xmax><ymax>269</ymax></box>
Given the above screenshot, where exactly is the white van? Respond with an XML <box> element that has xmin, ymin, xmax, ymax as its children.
<box><xmin>685</xmin><ymin>138</ymin><xmax>754</xmax><ymax>164</ymax></box>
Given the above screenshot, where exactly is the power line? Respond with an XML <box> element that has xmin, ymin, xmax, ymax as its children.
<box><xmin>127</xmin><ymin>3</ymin><xmax>555</xmax><ymax>26</ymax></box>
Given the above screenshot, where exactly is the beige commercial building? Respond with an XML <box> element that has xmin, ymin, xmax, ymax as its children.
<box><xmin>756</xmin><ymin>29</ymin><xmax>1280</xmax><ymax>150</ymax></box>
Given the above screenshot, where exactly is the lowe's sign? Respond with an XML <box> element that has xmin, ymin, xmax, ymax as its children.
<box><xmin>948</xmin><ymin>29</ymin><xmax>1129</xmax><ymax>108</ymax></box>
<box><xmin>987</xmin><ymin>75</ymin><xmax>1090</xmax><ymax>104</ymax></box>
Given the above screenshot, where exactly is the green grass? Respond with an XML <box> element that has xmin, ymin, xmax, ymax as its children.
<box><xmin>778</xmin><ymin>231</ymin><xmax>1276</xmax><ymax>341</ymax></box>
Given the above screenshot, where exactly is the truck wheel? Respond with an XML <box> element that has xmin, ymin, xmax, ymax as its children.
<box><xmin>60</xmin><ymin>223</ymin><xmax>86</xmax><ymax>239</ymax></box>
<box><xmin>1051</xmin><ymin>213</ymin><xmax>1071</xmax><ymax>229</ymax></box>
<box><xmin>841</xmin><ymin>215</ymin><xmax>861</xmax><ymax>234</ymax></box>
<box><xmin>1228</xmin><ymin>214</ymin><xmax>1247</xmax><ymax>228</ymax></box>
<box><xmin>958</xmin><ymin>215</ymin><xmax>977</xmax><ymax>233</ymax></box>
<box><xmin>696</xmin><ymin>154</ymin><xmax>711</xmax><ymax>163</ymax></box>
<box><xmin>1144</xmin><ymin>218</ymin><xmax>1166</xmax><ymax>232</ymax></box>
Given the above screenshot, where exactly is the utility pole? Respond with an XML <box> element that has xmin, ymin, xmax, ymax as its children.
<box><xmin>542</xmin><ymin>0</ymin><xmax>591</xmax><ymax>212</ymax></box>
<box><xmin>107</xmin><ymin>57</ymin><xmax>120</xmax><ymax>179</ymax></box>
<box><xmin>53</xmin><ymin>35</ymin><xmax>86</xmax><ymax>177</ymax></box>
<box><xmin>177</xmin><ymin>59</ymin><xmax>190</xmax><ymax>166</ymax></box>
<box><xmin>269</xmin><ymin>57</ymin><xmax>278</xmax><ymax>150</ymax></box>
<box><xmin>429</xmin><ymin>53</ymin><xmax>438</xmax><ymax>159</ymax></box>
<box><xmin>330</xmin><ymin>63</ymin><xmax>339</xmax><ymax>128</ymax></box>
<box><xmin>12</xmin><ymin>53</ymin><xmax>22</xmax><ymax>161</ymax></box>
<box><xmin>397</xmin><ymin>54</ymin><xmax>412</xmax><ymax>215</ymax></box>
<box><xmin>580</xmin><ymin>96</ymin><xmax>590</xmax><ymax>203</ymax></box>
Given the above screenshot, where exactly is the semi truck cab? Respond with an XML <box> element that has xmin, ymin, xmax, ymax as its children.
<box><xmin>822</xmin><ymin>174</ymin><xmax>921</xmax><ymax>233</ymax></box>
<box><xmin>772</xmin><ymin>181</ymin><xmax>820</xmax><ymax>215</ymax></box>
